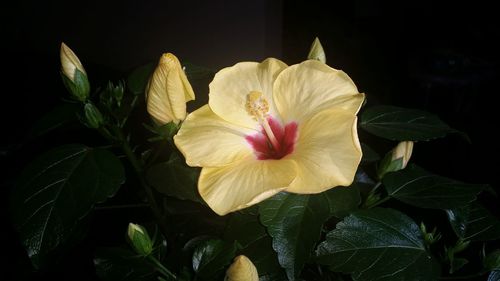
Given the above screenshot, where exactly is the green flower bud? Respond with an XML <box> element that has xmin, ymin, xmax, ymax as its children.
<box><xmin>127</xmin><ymin>223</ymin><xmax>153</xmax><ymax>256</ymax></box>
<box><xmin>377</xmin><ymin>141</ymin><xmax>414</xmax><ymax>179</ymax></box>
<box><xmin>84</xmin><ymin>102</ymin><xmax>104</xmax><ymax>129</ymax></box>
<box><xmin>60</xmin><ymin>42</ymin><xmax>90</xmax><ymax>101</ymax></box>
<box><xmin>307</xmin><ymin>37</ymin><xmax>326</xmax><ymax>63</ymax></box>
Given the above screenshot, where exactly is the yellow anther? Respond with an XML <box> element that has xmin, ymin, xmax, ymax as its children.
<box><xmin>245</xmin><ymin>91</ymin><xmax>269</xmax><ymax>120</ymax></box>
<box><xmin>245</xmin><ymin>91</ymin><xmax>280</xmax><ymax>151</ymax></box>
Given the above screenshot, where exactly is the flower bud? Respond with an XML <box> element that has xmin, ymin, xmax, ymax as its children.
<box><xmin>224</xmin><ymin>255</ymin><xmax>258</xmax><ymax>281</ymax></box>
<box><xmin>146</xmin><ymin>53</ymin><xmax>195</xmax><ymax>125</ymax></box>
<box><xmin>127</xmin><ymin>223</ymin><xmax>153</xmax><ymax>256</ymax></box>
<box><xmin>60</xmin><ymin>42</ymin><xmax>90</xmax><ymax>101</ymax></box>
<box><xmin>307</xmin><ymin>37</ymin><xmax>326</xmax><ymax>63</ymax></box>
<box><xmin>377</xmin><ymin>141</ymin><xmax>414</xmax><ymax>179</ymax></box>
<box><xmin>83</xmin><ymin>102</ymin><xmax>104</xmax><ymax>129</ymax></box>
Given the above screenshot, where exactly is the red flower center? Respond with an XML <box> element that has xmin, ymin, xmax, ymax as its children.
<box><xmin>245</xmin><ymin>117</ymin><xmax>298</xmax><ymax>160</ymax></box>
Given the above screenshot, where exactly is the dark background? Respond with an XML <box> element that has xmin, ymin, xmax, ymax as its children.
<box><xmin>3</xmin><ymin>0</ymin><xmax>499</xmax><ymax>280</ymax></box>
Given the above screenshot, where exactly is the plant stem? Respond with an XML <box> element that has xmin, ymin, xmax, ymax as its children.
<box><xmin>116</xmin><ymin>127</ymin><xmax>169</xmax><ymax>237</ymax></box>
<box><xmin>148</xmin><ymin>255</ymin><xmax>177</xmax><ymax>280</ymax></box>
<box><xmin>367</xmin><ymin>196</ymin><xmax>391</xmax><ymax>209</ymax></box>
<box><xmin>439</xmin><ymin>271</ymin><xmax>487</xmax><ymax>280</ymax></box>
<box><xmin>95</xmin><ymin>203</ymin><xmax>149</xmax><ymax>210</ymax></box>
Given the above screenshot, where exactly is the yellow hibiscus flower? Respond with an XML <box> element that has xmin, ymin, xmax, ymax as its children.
<box><xmin>174</xmin><ymin>58</ymin><xmax>364</xmax><ymax>215</ymax></box>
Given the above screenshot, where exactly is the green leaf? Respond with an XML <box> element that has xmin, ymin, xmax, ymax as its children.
<box><xmin>446</xmin><ymin>202</ymin><xmax>500</xmax><ymax>241</ymax></box>
<box><xmin>223</xmin><ymin>213</ymin><xmax>283</xmax><ymax>276</ymax></box>
<box><xmin>127</xmin><ymin>62</ymin><xmax>155</xmax><ymax>95</ymax></box>
<box><xmin>316</xmin><ymin>208</ymin><xmax>440</xmax><ymax>281</ymax></box>
<box><xmin>361</xmin><ymin>143</ymin><xmax>380</xmax><ymax>163</ymax></box>
<box><xmin>26</xmin><ymin>103</ymin><xmax>80</xmax><ymax>141</ymax></box>
<box><xmin>192</xmin><ymin>239</ymin><xmax>239</xmax><ymax>279</ymax></box>
<box><xmin>259</xmin><ymin>192</ymin><xmax>331</xmax><ymax>281</ymax></box>
<box><xmin>182</xmin><ymin>62</ymin><xmax>215</xmax><ymax>81</ymax></box>
<box><xmin>484</xmin><ymin>250</ymin><xmax>500</xmax><ymax>271</ymax></box>
<box><xmin>323</xmin><ymin>185</ymin><xmax>361</xmax><ymax>218</ymax></box>
<box><xmin>489</xmin><ymin>270</ymin><xmax>500</xmax><ymax>281</ymax></box>
<box><xmin>383</xmin><ymin>165</ymin><xmax>485</xmax><ymax>209</ymax></box>
<box><xmin>360</xmin><ymin>105</ymin><xmax>456</xmax><ymax>141</ymax></box>
<box><xmin>449</xmin><ymin>258</ymin><xmax>468</xmax><ymax>274</ymax></box>
<box><xmin>146</xmin><ymin>153</ymin><xmax>202</xmax><ymax>203</ymax></box>
<box><xmin>10</xmin><ymin>144</ymin><xmax>125</xmax><ymax>268</ymax></box>
<box><xmin>94</xmin><ymin>247</ymin><xmax>156</xmax><ymax>281</ymax></box>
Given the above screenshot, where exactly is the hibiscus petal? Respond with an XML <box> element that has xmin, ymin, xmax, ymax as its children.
<box><xmin>273</xmin><ymin>60</ymin><xmax>363</xmax><ymax>123</ymax></box>
<box><xmin>174</xmin><ymin>105</ymin><xmax>255</xmax><ymax>167</ymax></box>
<box><xmin>209</xmin><ymin>58</ymin><xmax>287</xmax><ymax>129</ymax></box>
<box><xmin>286</xmin><ymin>108</ymin><xmax>362</xmax><ymax>193</ymax></box>
<box><xmin>199</xmin><ymin>159</ymin><xmax>297</xmax><ymax>215</ymax></box>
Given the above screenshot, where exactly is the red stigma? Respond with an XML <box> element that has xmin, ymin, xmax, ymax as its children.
<box><xmin>245</xmin><ymin>117</ymin><xmax>298</xmax><ymax>160</ymax></box>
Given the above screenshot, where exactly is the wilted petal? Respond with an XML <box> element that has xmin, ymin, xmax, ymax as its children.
<box><xmin>174</xmin><ymin>105</ymin><xmax>254</xmax><ymax>167</ymax></box>
<box><xmin>209</xmin><ymin>58</ymin><xmax>287</xmax><ymax>129</ymax></box>
<box><xmin>286</xmin><ymin>108</ymin><xmax>362</xmax><ymax>193</ymax></box>
<box><xmin>199</xmin><ymin>158</ymin><xmax>296</xmax><ymax>215</ymax></box>
<box><xmin>273</xmin><ymin>60</ymin><xmax>361</xmax><ymax>123</ymax></box>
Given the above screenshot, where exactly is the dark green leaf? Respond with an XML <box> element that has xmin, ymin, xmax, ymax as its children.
<box><xmin>316</xmin><ymin>208</ymin><xmax>440</xmax><ymax>281</ymax></box>
<box><xmin>94</xmin><ymin>247</ymin><xmax>156</xmax><ymax>281</ymax></box>
<box><xmin>323</xmin><ymin>185</ymin><xmax>361</xmax><ymax>218</ymax></box>
<box><xmin>26</xmin><ymin>103</ymin><xmax>80</xmax><ymax>141</ymax></box>
<box><xmin>11</xmin><ymin>144</ymin><xmax>125</xmax><ymax>268</ymax></box>
<box><xmin>259</xmin><ymin>192</ymin><xmax>331</xmax><ymax>281</ymax></box>
<box><xmin>383</xmin><ymin>165</ymin><xmax>485</xmax><ymax>209</ymax></box>
<box><xmin>192</xmin><ymin>239</ymin><xmax>239</xmax><ymax>279</ymax></box>
<box><xmin>484</xmin><ymin>250</ymin><xmax>500</xmax><ymax>271</ymax></box>
<box><xmin>489</xmin><ymin>270</ymin><xmax>500</xmax><ymax>281</ymax></box>
<box><xmin>224</xmin><ymin>213</ymin><xmax>283</xmax><ymax>276</ymax></box>
<box><xmin>446</xmin><ymin>202</ymin><xmax>500</xmax><ymax>241</ymax></box>
<box><xmin>361</xmin><ymin>143</ymin><xmax>380</xmax><ymax>163</ymax></box>
<box><xmin>183</xmin><ymin>62</ymin><xmax>215</xmax><ymax>81</ymax></box>
<box><xmin>360</xmin><ymin>105</ymin><xmax>456</xmax><ymax>141</ymax></box>
<box><xmin>127</xmin><ymin>63</ymin><xmax>155</xmax><ymax>95</ymax></box>
<box><xmin>146</xmin><ymin>153</ymin><xmax>202</xmax><ymax>203</ymax></box>
<box><xmin>450</xmin><ymin>258</ymin><xmax>468</xmax><ymax>274</ymax></box>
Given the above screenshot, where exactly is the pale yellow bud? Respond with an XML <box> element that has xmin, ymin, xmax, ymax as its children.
<box><xmin>391</xmin><ymin>141</ymin><xmax>414</xmax><ymax>169</ymax></box>
<box><xmin>146</xmin><ymin>53</ymin><xmax>195</xmax><ymax>125</ymax></box>
<box><xmin>60</xmin><ymin>42</ymin><xmax>86</xmax><ymax>82</ymax></box>
<box><xmin>224</xmin><ymin>255</ymin><xmax>259</xmax><ymax>281</ymax></box>
<box><xmin>307</xmin><ymin>37</ymin><xmax>326</xmax><ymax>63</ymax></box>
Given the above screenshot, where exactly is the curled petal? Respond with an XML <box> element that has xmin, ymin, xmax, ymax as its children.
<box><xmin>199</xmin><ymin>159</ymin><xmax>296</xmax><ymax>215</ymax></box>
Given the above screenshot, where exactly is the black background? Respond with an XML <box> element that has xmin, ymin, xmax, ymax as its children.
<box><xmin>3</xmin><ymin>0</ymin><xmax>499</xmax><ymax>280</ymax></box>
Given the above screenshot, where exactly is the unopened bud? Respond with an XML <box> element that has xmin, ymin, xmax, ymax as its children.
<box><xmin>307</xmin><ymin>37</ymin><xmax>326</xmax><ymax>63</ymax></box>
<box><xmin>146</xmin><ymin>53</ymin><xmax>195</xmax><ymax>125</ymax></box>
<box><xmin>377</xmin><ymin>141</ymin><xmax>414</xmax><ymax>179</ymax></box>
<box><xmin>127</xmin><ymin>223</ymin><xmax>153</xmax><ymax>256</ymax></box>
<box><xmin>83</xmin><ymin>102</ymin><xmax>104</xmax><ymax>129</ymax></box>
<box><xmin>60</xmin><ymin>42</ymin><xmax>90</xmax><ymax>101</ymax></box>
<box><xmin>224</xmin><ymin>255</ymin><xmax>258</xmax><ymax>281</ymax></box>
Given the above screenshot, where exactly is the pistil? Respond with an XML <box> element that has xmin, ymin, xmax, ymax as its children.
<box><xmin>245</xmin><ymin>91</ymin><xmax>280</xmax><ymax>151</ymax></box>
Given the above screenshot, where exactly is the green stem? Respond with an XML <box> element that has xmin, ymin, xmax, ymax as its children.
<box><xmin>116</xmin><ymin>127</ymin><xmax>169</xmax><ymax>237</ymax></box>
<box><xmin>369</xmin><ymin>182</ymin><xmax>382</xmax><ymax>194</ymax></box>
<box><xmin>439</xmin><ymin>271</ymin><xmax>487</xmax><ymax>280</ymax></box>
<box><xmin>148</xmin><ymin>255</ymin><xmax>177</xmax><ymax>280</ymax></box>
<box><xmin>95</xmin><ymin>203</ymin><xmax>149</xmax><ymax>211</ymax></box>
<box><xmin>119</xmin><ymin>95</ymin><xmax>139</xmax><ymax>128</ymax></box>
<box><xmin>367</xmin><ymin>196</ymin><xmax>391</xmax><ymax>209</ymax></box>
